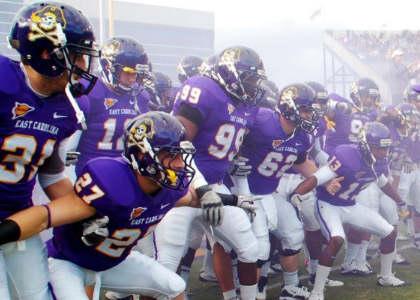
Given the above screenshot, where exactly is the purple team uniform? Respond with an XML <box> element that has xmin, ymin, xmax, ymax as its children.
<box><xmin>48</xmin><ymin>157</ymin><xmax>187</xmax><ymax>271</ymax></box>
<box><xmin>240</xmin><ymin>108</ymin><xmax>311</xmax><ymax>195</ymax></box>
<box><xmin>75</xmin><ymin>80</ymin><xmax>150</xmax><ymax>176</ymax></box>
<box><xmin>317</xmin><ymin>144</ymin><xmax>388</xmax><ymax>207</ymax></box>
<box><xmin>325</xmin><ymin>93</ymin><xmax>376</xmax><ymax>154</ymax></box>
<box><xmin>172</xmin><ymin>76</ymin><xmax>256</xmax><ymax>183</ymax></box>
<box><xmin>0</xmin><ymin>55</ymin><xmax>78</xmax><ymax>219</ymax></box>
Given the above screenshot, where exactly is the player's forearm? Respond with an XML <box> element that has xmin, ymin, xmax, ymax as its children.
<box><xmin>0</xmin><ymin>205</ymin><xmax>50</xmax><ymax>244</ymax></box>
<box><xmin>380</xmin><ymin>182</ymin><xmax>404</xmax><ymax>205</ymax></box>
<box><xmin>291</xmin><ymin>176</ymin><xmax>317</xmax><ymax>195</ymax></box>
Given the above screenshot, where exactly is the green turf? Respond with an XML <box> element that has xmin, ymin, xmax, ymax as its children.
<box><xmin>187</xmin><ymin>244</ymin><xmax>420</xmax><ymax>300</ymax></box>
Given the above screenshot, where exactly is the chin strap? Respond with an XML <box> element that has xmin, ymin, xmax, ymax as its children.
<box><xmin>65</xmin><ymin>83</ymin><xmax>87</xmax><ymax>130</ymax></box>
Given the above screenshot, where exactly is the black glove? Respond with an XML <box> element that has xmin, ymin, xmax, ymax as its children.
<box><xmin>65</xmin><ymin>151</ymin><xmax>80</xmax><ymax>166</ymax></box>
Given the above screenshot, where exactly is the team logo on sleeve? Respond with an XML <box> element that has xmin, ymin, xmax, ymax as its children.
<box><xmin>28</xmin><ymin>5</ymin><xmax>67</xmax><ymax>46</ymax></box>
<box><xmin>130</xmin><ymin>206</ymin><xmax>147</xmax><ymax>220</ymax></box>
<box><xmin>12</xmin><ymin>102</ymin><xmax>35</xmax><ymax>119</ymax></box>
<box><xmin>104</xmin><ymin>98</ymin><xmax>118</xmax><ymax>110</ymax></box>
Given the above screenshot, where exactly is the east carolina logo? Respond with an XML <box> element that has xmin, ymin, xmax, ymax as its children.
<box><xmin>104</xmin><ymin>98</ymin><xmax>118</xmax><ymax>110</ymax></box>
<box><xmin>272</xmin><ymin>139</ymin><xmax>283</xmax><ymax>149</ymax></box>
<box><xmin>12</xmin><ymin>102</ymin><xmax>34</xmax><ymax>119</ymax></box>
<box><xmin>28</xmin><ymin>5</ymin><xmax>67</xmax><ymax>46</ymax></box>
<box><xmin>130</xmin><ymin>206</ymin><xmax>147</xmax><ymax>220</ymax></box>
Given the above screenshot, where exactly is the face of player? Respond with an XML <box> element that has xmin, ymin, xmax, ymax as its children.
<box><xmin>362</xmin><ymin>95</ymin><xmax>379</xmax><ymax>109</ymax></box>
<box><xmin>119</xmin><ymin>70</ymin><xmax>138</xmax><ymax>89</ymax></box>
<box><xmin>370</xmin><ymin>145</ymin><xmax>389</xmax><ymax>160</ymax></box>
<box><xmin>158</xmin><ymin>150</ymin><xmax>185</xmax><ymax>171</ymax></box>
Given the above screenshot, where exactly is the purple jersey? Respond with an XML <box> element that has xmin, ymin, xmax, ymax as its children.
<box><xmin>325</xmin><ymin>95</ymin><xmax>376</xmax><ymax>154</ymax></box>
<box><xmin>241</xmin><ymin>108</ymin><xmax>311</xmax><ymax>195</ymax></box>
<box><xmin>172</xmin><ymin>76</ymin><xmax>255</xmax><ymax>184</ymax></box>
<box><xmin>316</xmin><ymin>144</ymin><xmax>386</xmax><ymax>206</ymax></box>
<box><xmin>75</xmin><ymin>80</ymin><xmax>149</xmax><ymax>176</ymax></box>
<box><xmin>48</xmin><ymin>157</ymin><xmax>187</xmax><ymax>271</ymax></box>
<box><xmin>0</xmin><ymin>56</ymin><xmax>78</xmax><ymax>219</ymax></box>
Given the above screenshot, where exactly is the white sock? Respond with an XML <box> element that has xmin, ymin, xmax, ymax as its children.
<box><xmin>312</xmin><ymin>265</ymin><xmax>331</xmax><ymax>294</ymax></box>
<box><xmin>343</xmin><ymin>242</ymin><xmax>359</xmax><ymax>265</ymax></box>
<box><xmin>283</xmin><ymin>270</ymin><xmax>299</xmax><ymax>286</ymax></box>
<box><xmin>240</xmin><ymin>284</ymin><xmax>257</xmax><ymax>300</ymax></box>
<box><xmin>407</xmin><ymin>218</ymin><xmax>415</xmax><ymax>237</ymax></box>
<box><xmin>223</xmin><ymin>289</ymin><xmax>237</xmax><ymax>300</ymax></box>
<box><xmin>309</xmin><ymin>259</ymin><xmax>319</xmax><ymax>275</ymax></box>
<box><xmin>380</xmin><ymin>251</ymin><xmax>395</xmax><ymax>277</ymax></box>
<box><xmin>356</xmin><ymin>240</ymin><xmax>369</xmax><ymax>265</ymax></box>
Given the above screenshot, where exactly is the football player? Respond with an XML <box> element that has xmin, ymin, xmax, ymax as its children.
<box><xmin>291</xmin><ymin>122</ymin><xmax>407</xmax><ymax>300</ymax></box>
<box><xmin>153</xmin><ymin>46</ymin><xmax>266</xmax><ymax>300</ymax></box>
<box><xmin>0</xmin><ymin>112</ymin><xmax>253</xmax><ymax>299</ymax></box>
<box><xmin>0</xmin><ymin>2</ymin><xmax>99</xmax><ymax>299</ymax></box>
<box><xmin>65</xmin><ymin>37</ymin><xmax>151</xmax><ymax>176</ymax></box>
<box><xmin>177</xmin><ymin>55</ymin><xmax>204</xmax><ymax>84</ymax></box>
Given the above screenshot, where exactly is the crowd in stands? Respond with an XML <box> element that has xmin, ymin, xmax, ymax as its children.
<box><xmin>329</xmin><ymin>30</ymin><xmax>420</xmax><ymax>102</ymax></box>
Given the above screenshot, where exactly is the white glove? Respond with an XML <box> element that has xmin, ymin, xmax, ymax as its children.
<box><xmin>289</xmin><ymin>193</ymin><xmax>312</xmax><ymax>211</ymax></box>
<box><xmin>199</xmin><ymin>187</ymin><xmax>224</xmax><ymax>226</ymax></box>
<box><xmin>65</xmin><ymin>151</ymin><xmax>80</xmax><ymax>166</ymax></box>
<box><xmin>81</xmin><ymin>216</ymin><xmax>109</xmax><ymax>246</ymax></box>
<box><xmin>230</xmin><ymin>156</ymin><xmax>252</xmax><ymax>177</ymax></box>
<box><xmin>236</xmin><ymin>195</ymin><xmax>261</xmax><ymax>222</ymax></box>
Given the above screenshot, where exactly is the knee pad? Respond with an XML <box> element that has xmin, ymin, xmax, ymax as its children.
<box><xmin>237</xmin><ymin>239</ymin><xmax>259</xmax><ymax>263</ymax></box>
<box><xmin>155</xmin><ymin>273</ymin><xmax>186</xmax><ymax>300</ymax></box>
<box><xmin>280</xmin><ymin>248</ymin><xmax>301</xmax><ymax>256</ymax></box>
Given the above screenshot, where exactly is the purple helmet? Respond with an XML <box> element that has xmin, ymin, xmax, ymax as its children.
<box><xmin>177</xmin><ymin>55</ymin><xmax>203</xmax><ymax>83</ymax></box>
<box><xmin>404</xmin><ymin>83</ymin><xmax>420</xmax><ymax>102</ymax></box>
<box><xmin>350</xmin><ymin>78</ymin><xmax>380</xmax><ymax>110</ymax></box>
<box><xmin>258</xmin><ymin>80</ymin><xmax>280</xmax><ymax>109</ymax></box>
<box><xmin>277</xmin><ymin>83</ymin><xmax>320</xmax><ymax>133</ymax></box>
<box><xmin>305</xmin><ymin>81</ymin><xmax>329</xmax><ymax>115</ymax></box>
<box><xmin>123</xmin><ymin>111</ymin><xmax>195</xmax><ymax>190</ymax></box>
<box><xmin>100</xmin><ymin>37</ymin><xmax>150</xmax><ymax>93</ymax></box>
<box><xmin>359</xmin><ymin>121</ymin><xmax>392</xmax><ymax>165</ymax></box>
<box><xmin>9</xmin><ymin>1</ymin><xmax>100</xmax><ymax>95</ymax></box>
<box><xmin>214</xmin><ymin>46</ymin><xmax>266</xmax><ymax>105</ymax></box>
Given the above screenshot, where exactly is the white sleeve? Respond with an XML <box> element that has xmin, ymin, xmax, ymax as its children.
<box><xmin>66</xmin><ymin>130</ymin><xmax>83</xmax><ymax>152</ymax></box>
<box><xmin>313</xmin><ymin>165</ymin><xmax>337</xmax><ymax>186</ymax></box>
<box><xmin>190</xmin><ymin>159</ymin><xmax>208</xmax><ymax>189</ymax></box>
<box><xmin>377</xmin><ymin>174</ymin><xmax>389</xmax><ymax>188</ymax></box>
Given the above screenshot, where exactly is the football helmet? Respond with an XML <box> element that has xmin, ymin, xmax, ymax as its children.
<box><xmin>360</xmin><ymin>121</ymin><xmax>392</xmax><ymax>165</ymax></box>
<box><xmin>177</xmin><ymin>55</ymin><xmax>203</xmax><ymax>83</ymax></box>
<box><xmin>277</xmin><ymin>83</ymin><xmax>320</xmax><ymax>133</ymax></box>
<box><xmin>9</xmin><ymin>1</ymin><xmax>100</xmax><ymax>95</ymax></box>
<box><xmin>258</xmin><ymin>80</ymin><xmax>280</xmax><ymax>109</ymax></box>
<box><xmin>396</xmin><ymin>102</ymin><xmax>419</xmax><ymax>134</ymax></box>
<box><xmin>214</xmin><ymin>46</ymin><xmax>266</xmax><ymax>105</ymax></box>
<box><xmin>403</xmin><ymin>83</ymin><xmax>420</xmax><ymax>102</ymax></box>
<box><xmin>305</xmin><ymin>81</ymin><xmax>329</xmax><ymax>115</ymax></box>
<box><xmin>123</xmin><ymin>111</ymin><xmax>195</xmax><ymax>190</ymax></box>
<box><xmin>100</xmin><ymin>37</ymin><xmax>150</xmax><ymax>93</ymax></box>
<box><xmin>148</xmin><ymin>72</ymin><xmax>173</xmax><ymax>112</ymax></box>
<box><xmin>350</xmin><ymin>78</ymin><xmax>380</xmax><ymax>110</ymax></box>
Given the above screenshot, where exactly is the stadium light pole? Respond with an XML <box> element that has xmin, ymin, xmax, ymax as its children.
<box><xmin>98</xmin><ymin>0</ymin><xmax>104</xmax><ymax>44</ymax></box>
<box><xmin>108</xmin><ymin>0</ymin><xmax>114</xmax><ymax>39</ymax></box>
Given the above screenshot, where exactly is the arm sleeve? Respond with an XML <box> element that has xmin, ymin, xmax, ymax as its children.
<box><xmin>66</xmin><ymin>130</ymin><xmax>83</xmax><ymax>152</ymax></box>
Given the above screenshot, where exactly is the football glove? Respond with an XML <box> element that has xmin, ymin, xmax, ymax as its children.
<box><xmin>65</xmin><ymin>151</ymin><xmax>81</xmax><ymax>166</ymax></box>
<box><xmin>81</xmin><ymin>215</ymin><xmax>109</xmax><ymax>246</ymax></box>
<box><xmin>197</xmin><ymin>185</ymin><xmax>224</xmax><ymax>226</ymax></box>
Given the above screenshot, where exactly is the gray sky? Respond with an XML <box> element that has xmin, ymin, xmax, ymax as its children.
<box><xmin>123</xmin><ymin>0</ymin><xmax>420</xmax><ymax>85</ymax></box>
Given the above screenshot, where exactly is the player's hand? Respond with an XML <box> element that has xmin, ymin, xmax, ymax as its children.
<box><xmin>81</xmin><ymin>215</ymin><xmax>109</xmax><ymax>246</ymax></box>
<box><xmin>237</xmin><ymin>195</ymin><xmax>261</xmax><ymax>222</ymax></box>
<box><xmin>229</xmin><ymin>156</ymin><xmax>252</xmax><ymax>177</ymax></box>
<box><xmin>65</xmin><ymin>151</ymin><xmax>80</xmax><ymax>166</ymax></box>
<box><xmin>198</xmin><ymin>186</ymin><xmax>224</xmax><ymax>226</ymax></box>
<box><xmin>325</xmin><ymin>176</ymin><xmax>344</xmax><ymax>195</ymax></box>
<box><xmin>288</xmin><ymin>193</ymin><xmax>312</xmax><ymax>211</ymax></box>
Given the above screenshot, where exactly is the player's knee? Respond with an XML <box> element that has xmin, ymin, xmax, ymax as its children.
<box><xmin>156</xmin><ymin>273</ymin><xmax>186</xmax><ymax>300</ymax></box>
<box><xmin>330</xmin><ymin>236</ymin><xmax>344</xmax><ymax>250</ymax></box>
<box><xmin>236</xmin><ymin>239</ymin><xmax>259</xmax><ymax>263</ymax></box>
<box><xmin>282</xmin><ymin>229</ymin><xmax>304</xmax><ymax>252</ymax></box>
